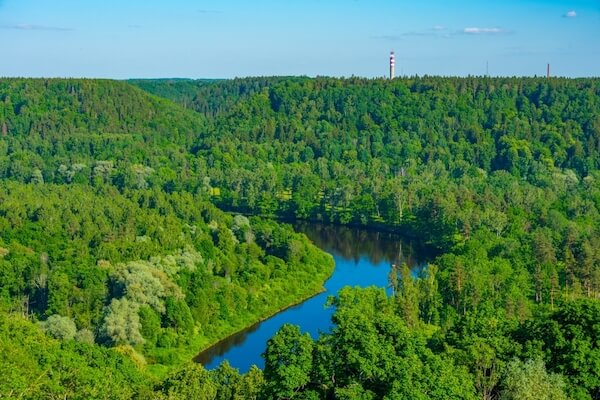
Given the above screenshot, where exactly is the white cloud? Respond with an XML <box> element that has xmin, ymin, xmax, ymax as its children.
<box><xmin>565</xmin><ymin>10</ymin><xmax>577</xmax><ymax>18</ymax></box>
<box><xmin>374</xmin><ymin>30</ymin><xmax>450</xmax><ymax>40</ymax></box>
<box><xmin>375</xmin><ymin>25</ymin><xmax>509</xmax><ymax>41</ymax></box>
<box><xmin>1</xmin><ymin>23</ymin><xmax>72</xmax><ymax>31</ymax></box>
<box><xmin>371</xmin><ymin>34</ymin><xmax>404</xmax><ymax>41</ymax></box>
<box><xmin>463</xmin><ymin>27</ymin><xmax>506</xmax><ymax>34</ymax></box>
<box><xmin>402</xmin><ymin>31</ymin><xmax>438</xmax><ymax>37</ymax></box>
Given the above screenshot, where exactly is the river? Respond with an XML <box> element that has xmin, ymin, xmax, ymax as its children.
<box><xmin>194</xmin><ymin>222</ymin><xmax>427</xmax><ymax>373</ymax></box>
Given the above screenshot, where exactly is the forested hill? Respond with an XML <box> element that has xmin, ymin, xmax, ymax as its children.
<box><xmin>129</xmin><ymin>76</ymin><xmax>311</xmax><ymax>117</ymax></box>
<box><xmin>1</xmin><ymin>78</ymin><xmax>205</xmax><ymax>138</ymax></box>
<box><xmin>132</xmin><ymin>76</ymin><xmax>600</xmax><ymax>176</ymax></box>
<box><xmin>127</xmin><ymin>78</ymin><xmax>216</xmax><ymax>110</ymax></box>
<box><xmin>0</xmin><ymin>78</ymin><xmax>208</xmax><ymax>188</ymax></box>
<box><xmin>2</xmin><ymin>76</ymin><xmax>600</xmax><ymax>399</ymax></box>
<box><xmin>0</xmin><ymin>78</ymin><xmax>334</xmax><ymax>398</ymax></box>
<box><xmin>132</xmin><ymin>77</ymin><xmax>600</xmax><ymax>246</ymax></box>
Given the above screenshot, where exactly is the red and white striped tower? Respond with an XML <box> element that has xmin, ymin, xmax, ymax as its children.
<box><xmin>390</xmin><ymin>51</ymin><xmax>396</xmax><ymax>79</ymax></box>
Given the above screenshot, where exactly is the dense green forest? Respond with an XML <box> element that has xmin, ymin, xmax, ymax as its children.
<box><xmin>1</xmin><ymin>76</ymin><xmax>600</xmax><ymax>399</ymax></box>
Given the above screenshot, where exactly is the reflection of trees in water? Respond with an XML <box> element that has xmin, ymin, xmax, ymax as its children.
<box><xmin>194</xmin><ymin>322</ymin><xmax>261</xmax><ymax>365</ymax></box>
<box><xmin>293</xmin><ymin>222</ymin><xmax>427</xmax><ymax>268</ymax></box>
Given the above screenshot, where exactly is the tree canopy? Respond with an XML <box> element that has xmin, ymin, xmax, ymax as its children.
<box><xmin>1</xmin><ymin>76</ymin><xmax>600</xmax><ymax>398</ymax></box>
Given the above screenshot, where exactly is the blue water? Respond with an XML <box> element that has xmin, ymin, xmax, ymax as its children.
<box><xmin>195</xmin><ymin>223</ymin><xmax>424</xmax><ymax>373</ymax></box>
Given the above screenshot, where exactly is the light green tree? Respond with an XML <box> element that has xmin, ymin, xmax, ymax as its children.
<box><xmin>40</xmin><ymin>314</ymin><xmax>77</xmax><ymax>340</ymax></box>
<box><xmin>101</xmin><ymin>298</ymin><xmax>144</xmax><ymax>346</ymax></box>
<box><xmin>30</xmin><ymin>168</ymin><xmax>44</xmax><ymax>184</ymax></box>
<box><xmin>75</xmin><ymin>328</ymin><xmax>95</xmax><ymax>344</ymax></box>
<box><xmin>499</xmin><ymin>359</ymin><xmax>566</xmax><ymax>400</ymax></box>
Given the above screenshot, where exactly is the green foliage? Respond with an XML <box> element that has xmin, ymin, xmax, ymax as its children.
<box><xmin>113</xmin><ymin>260</ymin><xmax>179</xmax><ymax>313</ymax></box>
<box><xmin>155</xmin><ymin>362</ymin><xmax>264</xmax><ymax>400</ymax></box>
<box><xmin>101</xmin><ymin>298</ymin><xmax>145</xmax><ymax>346</ymax></box>
<box><xmin>518</xmin><ymin>299</ymin><xmax>600</xmax><ymax>399</ymax></box>
<box><xmin>2</xmin><ymin>76</ymin><xmax>600</xmax><ymax>398</ymax></box>
<box><xmin>40</xmin><ymin>314</ymin><xmax>77</xmax><ymax>340</ymax></box>
<box><xmin>163</xmin><ymin>296</ymin><xmax>194</xmax><ymax>334</ymax></box>
<box><xmin>157</xmin><ymin>363</ymin><xmax>217</xmax><ymax>399</ymax></box>
<box><xmin>390</xmin><ymin>263</ymin><xmax>420</xmax><ymax>326</ymax></box>
<box><xmin>127</xmin><ymin>77</ymin><xmax>600</xmax><ymax>235</ymax></box>
<box><xmin>75</xmin><ymin>328</ymin><xmax>95</xmax><ymax>344</ymax></box>
<box><xmin>499</xmin><ymin>358</ymin><xmax>566</xmax><ymax>400</ymax></box>
<box><xmin>138</xmin><ymin>305</ymin><xmax>161</xmax><ymax>346</ymax></box>
<box><xmin>0</xmin><ymin>175</ymin><xmax>333</xmax><ymax>366</ymax></box>
<box><xmin>263</xmin><ymin>324</ymin><xmax>314</xmax><ymax>399</ymax></box>
<box><xmin>0</xmin><ymin>312</ymin><xmax>149</xmax><ymax>399</ymax></box>
<box><xmin>255</xmin><ymin>287</ymin><xmax>479</xmax><ymax>399</ymax></box>
<box><xmin>211</xmin><ymin>362</ymin><xmax>264</xmax><ymax>400</ymax></box>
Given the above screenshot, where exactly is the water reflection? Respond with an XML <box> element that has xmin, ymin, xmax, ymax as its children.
<box><xmin>194</xmin><ymin>321</ymin><xmax>261</xmax><ymax>365</ymax></box>
<box><xmin>293</xmin><ymin>222</ymin><xmax>424</xmax><ymax>268</ymax></box>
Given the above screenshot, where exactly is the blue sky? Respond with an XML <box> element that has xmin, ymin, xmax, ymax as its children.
<box><xmin>0</xmin><ymin>0</ymin><xmax>598</xmax><ymax>78</ymax></box>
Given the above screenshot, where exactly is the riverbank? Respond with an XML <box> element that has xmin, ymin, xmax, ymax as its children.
<box><xmin>144</xmin><ymin>250</ymin><xmax>334</xmax><ymax>377</ymax></box>
<box><xmin>191</xmin><ymin>222</ymin><xmax>429</xmax><ymax>372</ymax></box>
<box><xmin>223</xmin><ymin>211</ymin><xmax>438</xmax><ymax>258</ymax></box>
<box><xmin>143</xmin><ymin>220</ymin><xmax>427</xmax><ymax>376</ymax></box>
<box><xmin>193</xmin><ymin>284</ymin><xmax>328</xmax><ymax>364</ymax></box>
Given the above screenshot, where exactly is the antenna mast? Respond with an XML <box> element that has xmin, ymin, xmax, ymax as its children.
<box><xmin>390</xmin><ymin>51</ymin><xmax>396</xmax><ymax>79</ymax></box>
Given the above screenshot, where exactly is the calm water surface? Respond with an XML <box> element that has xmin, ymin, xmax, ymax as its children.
<box><xmin>194</xmin><ymin>222</ymin><xmax>426</xmax><ymax>373</ymax></box>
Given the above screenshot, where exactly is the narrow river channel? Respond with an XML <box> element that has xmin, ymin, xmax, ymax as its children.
<box><xmin>194</xmin><ymin>222</ymin><xmax>427</xmax><ymax>373</ymax></box>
